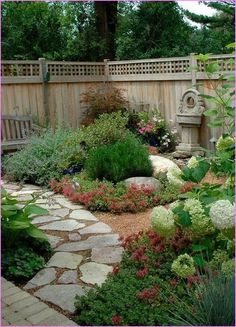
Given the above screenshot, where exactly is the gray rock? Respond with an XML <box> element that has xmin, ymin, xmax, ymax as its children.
<box><xmin>49</xmin><ymin>208</ymin><xmax>70</xmax><ymax>218</ymax></box>
<box><xmin>46</xmin><ymin>252</ymin><xmax>83</xmax><ymax>269</ymax></box>
<box><xmin>124</xmin><ymin>176</ymin><xmax>162</xmax><ymax>191</ymax></box>
<box><xmin>12</xmin><ymin>190</ymin><xmax>42</xmax><ymax>196</ymax></box>
<box><xmin>40</xmin><ymin>203</ymin><xmax>61</xmax><ymax>210</ymax></box>
<box><xmin>91</xmin><ymin>247</ymin><xmax>124</xmax><ymax>264</ymax></box>
<box><xmin>46</xmin><ymin>235</ymin><xmax>64</xmax><ymax>248</ymax></box>
<box><xmin>80</xmin><ymin>262</ymin><xmax>112</xmax><ymax>286</ymax></box>
<box><xmin>39</xmin><ymin>220</ymin><xmax>85</xmax><ymax>231</ymax></box>
<box><xmin>68</xmin><ymin>233</ymin><xmax>81</xmax><ymax>241</ymax></box>
<box><xmin>149</xmin><ymin>155</ymin><xmax>179</xmax><ymax>175</ymax></box>
<box><xmin>56</xmin><ymin>234</ymin><xmax>120</xmax><ymax>252</ymax></box>
<box><xmin>69</xmin><ymin>210</ymin><xmax>98</xmax><ymax>221</ymax></box>
<box><xmin>3</xmin><ymin>183</ymin><xmax>21</xmax><ymax>190</ymax></box>
<box><xmin>58</xmin><ymin>270</ymin><xmax>78</xmax><ymax>284</ymax></box>
<box><xmin>34</xmin><ymin>284</ymin><xmax>90</xmax><ymax>313</ymax></box>
<box><xmin>79</xmin><ymin>222</ymin><xmax>112</xmax><ymax>235</ymax></box>
<box><xmin>24</xmin><ymin>268</ymin><xmax>56</xmax><ymax>290</ymax></box>
<box><xmin>32</xmin><ymin>216</ymin><xmax>60</xmax><ymax>224</ymax></box>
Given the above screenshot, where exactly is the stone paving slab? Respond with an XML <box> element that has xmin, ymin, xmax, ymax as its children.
<box><xmin>79</xmin><ymin>222</ymin><xmax>112</xmax><ymax>234</ymax></box>
<box><xmin>24</xmin><ymin>268</ymin><xmax>56</xmax><ymax>290</ymax></box>
<box><xmin>69</xmin><ymin>209</ymin><xmax>98</xmax><ymax>221</ymax></box>
<box><xmin>46</xmin><ymin>252</ymin><xmax>83</xmax><ymax>269</ymax></box>
<box><xmin>34</xmin><ymin>284</ymin><xmax>90</xmax><ymax>313</ymax></box>
<box><xmin>1</xmin><ymin>278</ymin><xmax>77</xmax><ymax>326</ymax></box>
<box><xmin>56</xmin><ymin>234</ymin><xmax>120</xmax><ymax>252</ymax></box>
<box><xmin>39</xmin><ymin>219</ymin><xmax>85</xmax><ymax>231</ymax></box>
<box><xmin>80</xmin><ymin>262</ymin><xmax>113</xmax><ymax>286</ymax></box>
<box><xmin>91</xmin><ymin>246</ymin><xmax>124</xmax><ymax>264</ymax></box>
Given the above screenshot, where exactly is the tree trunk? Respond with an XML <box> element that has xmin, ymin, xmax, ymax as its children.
<box><xmin>94</xmin><ymin>1</ymin><xmax>117</xmax><ymax>60</ymax></box>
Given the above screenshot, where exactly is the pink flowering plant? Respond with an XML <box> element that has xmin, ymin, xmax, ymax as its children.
<box><xmin>137</xmin><ymin>109</ymin><xmax>176</xmax><ymax>152</ymax></box>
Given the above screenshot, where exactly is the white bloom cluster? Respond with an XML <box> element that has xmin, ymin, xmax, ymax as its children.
<box><xmin>151</xmin><ymin>206</ymin><xmax>175</xmax><ymax>237</ymax></box>
<box><xmin>216</xmin><ymin>135</ymin><xmax>234</xmax><ymax>152</ymax></box>
<box><xmin>187</xmin><ymin>156</ymin><xmax>198</xmax><ymax>169</ymax></box>
<box><xmin>167</xmin><ymin>166</ymin><xmax>185</xmax><ymax>187</ymax></box>
<box><xmin>184</xmin><ymin>199</ymin><xmax>214</xmax><ymax>236</ymax></box>
<box><xmin>169</xmin><ymin>200</ymin><xmax>181</xmax><ymax>211</ymax></box>
<box><xmin>225</xmin><ymin>176</ymin><xmax>234</xmax><ymax>189</ymax></box>
<box><xmin>171</xmin><ymin>253</ymin><xmax>196</xmax><ymax>278</ymax></box>
<box><xmin>209</xmin><ymin>200</ymin><xmax>234</xmax><ymax>230</ymax></box>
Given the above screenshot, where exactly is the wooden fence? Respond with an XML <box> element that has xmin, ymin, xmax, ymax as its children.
<box><xmin>1</xmin><ymin>54</ymin><xmax>234</xmax><ymax>148</ymax></box>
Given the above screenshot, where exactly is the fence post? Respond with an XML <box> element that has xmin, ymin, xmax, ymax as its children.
<box><xmin>39</xmin><ymin>58</ymin><xmax>49</xmax><ymax>125</ymax></box>
<box><xmin>103</xmin><ymin>59</ymin><xmax>110</xmax><ymax>83</ymax></box>
<box><xmin>190</xmin><ymin>53</ymin><xmax>197</xmax><ymax>87</ymax></box>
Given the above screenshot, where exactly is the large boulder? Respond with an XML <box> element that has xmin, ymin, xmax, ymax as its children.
<box><xmin>124</xmin><ymin>176</ymin><xmax>162</xmax><ymax>192</ymax></box>
<box><xmin>149</xmin><ymin>155</ymin><xmax>179</xmax><ymax>175</ymax></box>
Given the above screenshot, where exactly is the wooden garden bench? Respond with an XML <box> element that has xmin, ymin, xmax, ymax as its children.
<box><xmin>1</xmin><ymin>115</ymin><xmax>41</xmax><ymax>151</ymax></box>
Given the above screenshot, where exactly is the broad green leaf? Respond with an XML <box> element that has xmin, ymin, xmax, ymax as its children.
<box><xmin>195</xmin><ymin>54</ymin><xmax>211</xmax><ymax>62</ymax></box>
<box><xmin>26</xmin><ymin>226</ymin><xmax>47</xmax><ymax>240</ymax></box>
<box><xmin>24</xmin><ymin>204</ymin><xmax>48</xmax><ymax>217</ymax></box>
<box><xmin>203</xmin><ymin>109</ymin><xmax>218</xmax><ymax>117</ymax></box>
<box><xmin>172</xmin><ymin>207</ymin><xmax>192</xmax><ymax>227</ymax></box>
<box><xmin>193</xmin><ymin>254</ymin><xmax>206</xmax><ymax>268</ymax></box>
<box><xmin>2</xmin><ymin>204</ymin><xmax>18</xmax><ymax>211</ymax></box>
<box><xmin>9</xmin><ymin>220</ymin><xmax>31</xmax><ymax>229</ymax></box>
<box><xmin>208</xmin><ymin>119</ymin><xmax>224</xmax><ymax>127</ymax></box>
<box><xmin>199</xmin><ymin>94</ymin><xmax>215</xmax><ymax>100</ymax></box>
<box><xmin>192</xmin><ymin>244</ymin><xmax>208</xmax><ymax>252</ymax></box>
<box><xmin>226</xmin><ymin>42</ymin><xmax>235</xmax><ymax>49</ymax></box>
<box><xmin>205</xmin><ymin>62</ymin><xmax>219</xmax><ymax>74</ymax></box>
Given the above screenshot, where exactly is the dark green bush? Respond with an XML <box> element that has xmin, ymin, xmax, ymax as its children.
<box><xmin>2</xmin><ymin>128</ymin><xmax>84</xmax><ymax>186</ymax></box>
<box><xmin>85</xmin><ymin>136</ymin><xmax>153</xmax><ymax>182</ymax></box>
<box><xmin>2</xmin><ymin>247</ymin><xmax>45</xmax><ymax>280</ymax></box>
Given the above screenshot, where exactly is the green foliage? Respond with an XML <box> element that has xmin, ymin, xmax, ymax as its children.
<box><xmin>80</xmin><ymin>86</ymin><xmax>128</xmax><ymax>122</ymax></box>
<box><xmin>2</xmin><ymin>247</ymin><xmax>45</xmax><ymax>280</ymax></box>
<box><xmin>182</xmin><ymin>157</ymin><xmax>210</xmax><ymax>183</ymax></box>
<box><xmin>195</xmin><ymin>53</ymin><xmax>234</xmax><ymax>135</ymax></box>
<box><xmin>77</xmin><ymin>111</ymin><xmax>132</xmax><ymax>150</ymax></box>
<box><xmin>167</xmin><ymin>273</ymin><xmax>235</xmax><ymax>326</ymax></box>
<box><xmin>85</xmin><ymin>136</ymin><xmax>153</xmax><ymax>182</ymax></box>
<box><xmin>75</xmin><ymin>230</ymin><xmax>195</xmax><ymax>326</ymax></box>
<box><xmin>2</xmin><ymin>128</ymin><xmax>84</xmax><ymax>186</ymax></box>
<box><xmin>1</xmin><ymin>189</ymin><xmax>48</xmax><ymax>248</ymax></box>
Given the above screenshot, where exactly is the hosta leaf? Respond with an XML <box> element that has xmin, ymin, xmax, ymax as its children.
<box><xmin>192</xmin><ymin>244</ymin><xmax>208</xmax><ymax>252</ymax></box>
<box><xmin>9</xmin><ymin>220</ymin><xmax>31</xmax><ymax>229</ymax></box>
<box><xmin>203</xmin><ymin>109</ymin><xmax>218</xmax><ymax>117</ymax></box>
<box><xmin>26</xmin><ymin>226</ymin><xmax>47</xmax><ymax>240</ymax></box>
<box><xmin>24</xmin><ymin>204</ymin><xmax>48</xmax><ymax>217</ymax></box>
<box><xmin>193</xmin><ymin>254</ymin><xmax>206</xmax><ymax>268</ymax></box>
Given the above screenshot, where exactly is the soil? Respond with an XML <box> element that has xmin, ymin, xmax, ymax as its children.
<box><xmin>95</xmin><ymin>209</ymin><xmax>152</xmax><ymax>237</ymax></box>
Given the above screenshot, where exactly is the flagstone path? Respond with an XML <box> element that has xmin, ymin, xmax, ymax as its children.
<box><xmin>2</xmin><ymin>180</ymin><xmax>124</xmax><ymax>325</ymax></box>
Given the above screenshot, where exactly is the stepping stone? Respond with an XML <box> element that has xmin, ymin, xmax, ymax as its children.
<box><xmin>58</xmin><ymin>270</ymin><xmax>78</xmax><ymax>284</ymax></box>
<box><xmin>39</xmin><ymin>220</ymin><xmax>85</xmax><ymax>232</ymax></box>
<box><xmin>80</xmin><ymin>262</ymin><xmax>112</xmax><ymax>286</ymax></box>
<box><xmin>70</xmin><ymin>210</ymin><xmax>99</xmax><ymax>221</ymax></box>
<box><xmin>14</xmin><ymin>194</ymin><xmax>34</xmax><ymax>201</ymax></box>
<box><xmin>56</xmin><ymin>234</ymin><xmax>120</xmax><ymax>252</ymax></box>
<box><xmin>69</xmin><ymin>233</ymin><xmax>81</xmax><ymax>241</ymax></box>
<box><xmin>46</xmin><ymin>235</ymin><xmax>64</xmax><ymax>248</ymax></box>
<box><xmin>55</xmin><ymin>198</ymin><xmax>83</xmax><ymax>210</ymax></box>
<box><xmin>91</xmin><ymin>247</ymin><xmax>124</xmax><ymax>264</ymax></box>
<box><xmin>21</xmin><ymin>184</ymin><xmax>42</xmax><ymax>190</ymax></box>
<box><xmin>32</xmin><ymin>216</ymin><xmax>60</xmax><ymax>224</ymax></box>
<box><xmin>40</xmin><ymin>203</ymin><xmax>61</xmax><ymax>210</ymax></box>
<box><xmin>12</xmin><ymin>190</ymin><xmax>42</xmax><ymax>196</ymax></box>
<box><xmin>24</xmin><ymin>268</ymin><xmax>56</xmax><ymax>290</ymax></box>
<box><xmin>46</xmin><ymin>252</ymin><xmax>83</xmax><ymax>269</ymax></box>
<box><xmin>79</xmin><ymin>222</ymin><xmax>112</xmax><ymax>235</ymax></box>
<box><xmin>41</xmin><ymin>191</ymin><xmax>54</xmax><ymax>197</ymax></box>
<box><xmin>49</xmin><ymin>208</ymin><xmax>70</xmax><ymax>218</ymax></box>
<box><xmin>34</xmin><ymin>284</ymin><xmax>90</xmax><ymax>313</ymax></box>
<box><xmin>3</xmin><ymin>183</ymin><xmax>21</xmax><ymax>190</ymax></box>
<box><xmin>35</xmin><ymin>198</ymin><xmax>51</xmax><ymax>204</ymax></box>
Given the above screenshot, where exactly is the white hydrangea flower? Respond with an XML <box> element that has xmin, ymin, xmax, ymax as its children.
<box><xmin>167</xmin><ymin>166</ymin><xmax>185</xmax><ymax>187</ymax></box>
<box><xmin>216</xmin><ymin>135</ymin><xmax>234</xmax><ymax>152</ymax></box>
<box><xmin>151</xmin><ymin>206</ymin><xmax>175</xmax><ymax>237</ymax></box>
<box><xmin>209</xmin><ymin>200</ymin><xmax>234</xmax><ymax>230</ymax></box>
<box><xmin>169</xmin><ymin>200</ymin><xmax>181</xmax><ymax>211</ymax></box>
<box><xmin>187</xmin><ymin>156</ymin><xmax>198</xmax><ymax>169</ymax></box>
<box><xmin>184</xmin><ymin>199</ymin><xmax>204</xmax><ymax>216</ymax></box>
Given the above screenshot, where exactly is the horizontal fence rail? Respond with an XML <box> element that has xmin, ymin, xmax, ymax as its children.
<box><xmin>1</xmin><ymin>54</ymin><xmax>234</xmax><ymax>83</ymax></box>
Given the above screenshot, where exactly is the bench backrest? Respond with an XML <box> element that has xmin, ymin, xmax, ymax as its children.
<box><xmin>1</xmin><ymin>115</ymin><xmax>33</xmax><ymax>141</ymax></box>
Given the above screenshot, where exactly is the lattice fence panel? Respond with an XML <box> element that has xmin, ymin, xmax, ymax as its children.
<box><xmin>2</xmin><ymin>63</ymin><xmax>40</xmax><ymax>77</ymax></box>
<box><xmin>47</xmin><ymin>63</ymin><xmax>105</xmax><ymax>76</ymax></box>
<box><xmin>197</xmin><ymin>58</ymin><xmax>234</xmax><ymax>72</ymax></box>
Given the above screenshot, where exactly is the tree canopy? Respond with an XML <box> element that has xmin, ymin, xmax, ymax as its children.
<box><xmin>1</xmin><ymin>1</ymin><xmax>234</xmax><ymax>61</ymax></box>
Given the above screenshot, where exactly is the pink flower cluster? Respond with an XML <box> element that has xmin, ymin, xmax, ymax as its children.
<box><xmin>138</xmin><ymin>123</ymin><xmax>154</xmax><ymax>134</ymax></box>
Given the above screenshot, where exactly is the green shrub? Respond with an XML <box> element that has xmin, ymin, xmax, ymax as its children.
<box><xmin>2</xmin><ymin>128</ymin><xmax>84</xmax><ymax>186</ymax></box>
<box><xmin>85</xmin><ymin>136</ymin><xmax>153</xmax><ymax>182</ymax></box>
<box><xmin>77</xmin><ymin>111</ymin><xmax>132</xmax><ymax>150</ymax></box>
<box><xmin>2</xmin><ymin>247</ymin><xmax>45</xmax><ymax>280</ymax></box>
